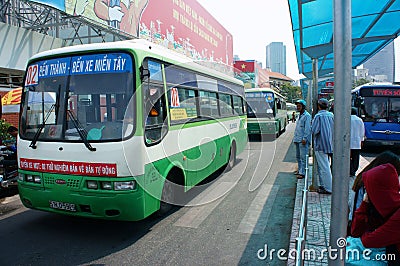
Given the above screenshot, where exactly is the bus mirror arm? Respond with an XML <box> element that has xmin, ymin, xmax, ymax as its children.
<box><xmin>140</xmin><ymin>66</ymin><xmax>150</xmax><ymax>81</ymax></box>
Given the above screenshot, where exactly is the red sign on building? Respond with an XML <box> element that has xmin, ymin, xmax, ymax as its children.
<box><xmin>325</xmin><ymin>81</ymin><xmax>335</xmax><ymax>87</ymax></box>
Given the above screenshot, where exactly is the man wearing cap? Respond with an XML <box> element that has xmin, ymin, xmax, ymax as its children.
<box><xmin>312</xmin><ymin>98</ymin><xmax>334</xmax><ymax>194</ymax></box>
<box><xmin>293</xmin><ymin>99</ymin><xmax>311</xmax><ymax>179</ymax></box>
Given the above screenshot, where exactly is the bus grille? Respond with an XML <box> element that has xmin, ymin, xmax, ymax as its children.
<box><xmin>44</xmin><ymin>176</ymin><xmax>55</xmax><ymax>185</ymax></box>
<box><xmin>43</xmin><ymin>176</ymin><xmax>81</xmax><ymax>188</ymax></box>
<box><xmin>66</xmin><ymin>179</ymin><xmax>80</xmax><ymax>188</ymax></box>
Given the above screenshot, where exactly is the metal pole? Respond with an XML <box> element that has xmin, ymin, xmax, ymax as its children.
<box><xmin>306</xmin><ymin>80</ymin><xmax>312</xmax><ymax>113</ymax></box>
<box><xmin>310</xmin><ymin>59</ymin><xmax>319</xmax><ymax>191</ymax></box>
<box><xmin>312</xmin><ymin>58</ymin><xmax>319</xmax><ymax>118</ymax></box>
<box><xmin>329</xmin><ymin>0</ymin><xmax>352</xmax><ymax>264</ymax></box>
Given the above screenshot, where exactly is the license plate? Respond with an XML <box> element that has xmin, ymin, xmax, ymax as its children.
<box><xmin>49</xmin><ymin>200</ymin><xmax>76</xmax><ymax>212</ymax></box>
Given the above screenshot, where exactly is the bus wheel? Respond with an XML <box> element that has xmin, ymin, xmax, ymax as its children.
<box><xmin>158</xmin><ymin>179</ymin><xmax>174</xmax><ymax>215</ymax></box>
<box><xmin>281</xmin><ymin>123</ymin><xmax>286</xmax><ymax>133</ymax></box>
<box><xmin>276</xmin><ymin>126</ymin><xmax>281</xmax><ymax>138</ymax></box>
<box><xmin>158</xmin><ymin>170</ymin><xmax>184</xmax><ymax>216</ymax></box>
<box><xmin>225</xmin><ymin>143</ymin><xmax>236</xmax><ymax>172</ymax></box>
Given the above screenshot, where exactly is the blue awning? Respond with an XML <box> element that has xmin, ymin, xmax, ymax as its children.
<box><xmin>288</xmin><ymin>0</ymin><xmax>400</xmax><ymax>78</ymax></box>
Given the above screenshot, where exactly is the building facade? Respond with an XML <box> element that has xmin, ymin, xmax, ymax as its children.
<box><xmin>266</xmin><ymin>42</ymin><xmax>286</xmax><ymax>75</ymax></box>
<box><xmin>363</xmin><ymin>41</ymin><xmax>395</xmax><ymax>83</ymax></box>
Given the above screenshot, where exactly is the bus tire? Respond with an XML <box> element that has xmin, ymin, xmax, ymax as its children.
<box><xmin>225</xmin><ymin>142</ymin><xmax>237</xmax><ymax>172</ymax></box>
<box><xmin>276</xmin><ymin>125</ymin><xmax>281</xmax><ymax>138</ymax></box>
<box><xmin>158</xmin><ymin>169</ymin><xmax>184</xmax><ymax>216</ymax></box>
<box><xmin>158</xmin><ymin>179</ymin><xmax>174</xmax><ymax>215</ymax></box>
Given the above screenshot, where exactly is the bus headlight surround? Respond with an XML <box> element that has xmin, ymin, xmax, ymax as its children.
<box><xmin>114</xmin><ymin>181</ymin><xmax>136</xmax><ymax>191</ymax></box>
<box><xmin>18</xmin><ymin>173</ymin><xmax>24</xmax><ymax>181</ymax></box>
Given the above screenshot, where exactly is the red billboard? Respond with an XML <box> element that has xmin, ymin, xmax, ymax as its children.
<box><xmin>141</xmin><ymin>0</ymin><xmax>233</xmax><ymax>66</ymax></box>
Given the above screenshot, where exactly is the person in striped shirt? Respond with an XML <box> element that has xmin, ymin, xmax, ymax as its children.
<box><xmin>312</xmin><ymin>98</ymin><xmax>334</xmax><ymax>194</ymax></box>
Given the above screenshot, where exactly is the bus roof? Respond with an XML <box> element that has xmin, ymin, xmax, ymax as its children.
<box><xmin>245</xmin><ymin>87</ymin><xmax>286</xmax><ymax>99</ymax></box>
<box><xmin>28</xmin><ymin>39</ymin><xmax>243</xmax><ymax>87</ymax></box>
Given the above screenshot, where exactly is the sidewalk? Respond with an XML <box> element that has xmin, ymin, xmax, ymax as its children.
<box><xmin>288</xmin><ymin>156</ymin><xmax>370</xmax><ymax>265</ymax></box>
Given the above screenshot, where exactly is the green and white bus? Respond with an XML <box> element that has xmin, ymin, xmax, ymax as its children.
<box><xmin>17</xmin><ymin>39</ymin><xmax>247</xmax><ymax>221</ymax></box>
<box><xmin>245</xmin><ymin>88</ymin><xmax>287</xmax><ymax>136</ymax></box>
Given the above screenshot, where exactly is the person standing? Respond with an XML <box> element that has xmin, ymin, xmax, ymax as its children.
<box><xmin>350</xmin><ymin>107</ymin><xmax>365</xmax><ymax>177</ymax></box>
<box><xmin>293</xmin><ymin>99</ymin><xmax>311</xmax><ymax>179</ymax></box>
<box><xmin>291</xmin><ymin>111</ymin><xmax>296</xmax><ymax>123</ymax></box>
<box><xmin>311</xmin><ymin>98</ymin><xmax>334</xmax><ymax>194</ymax></box>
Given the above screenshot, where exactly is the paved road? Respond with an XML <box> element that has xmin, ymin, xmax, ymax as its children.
<box><xmin>0</xmin><ymin>122</ymin><xmax>390</xmax><ymax>265</ymax></box>
<box><xmin>0</xmin><ymin>124</ymin><xmax>305</xmax><ymax>265</ymax></box>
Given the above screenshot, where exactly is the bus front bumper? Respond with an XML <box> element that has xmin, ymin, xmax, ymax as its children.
<box><xmin>18</xmin><ymin>175</ymin><xmax>149</xmax><ymax>221</ymax></box>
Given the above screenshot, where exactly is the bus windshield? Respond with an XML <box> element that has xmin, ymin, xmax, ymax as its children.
<box><xmin>20</xmin><ymin>53</ymin><xmax>135</xmax><ymax>142</ymax></box>
<box><xmin>361</xmin><ymin>97</ymin><xmax>400</xmax><ymax>122</ymax></box>
<box><xmin>245</xmin><ymin>92</ymin><xmax>274</xmax><ymax>117</ymax></box>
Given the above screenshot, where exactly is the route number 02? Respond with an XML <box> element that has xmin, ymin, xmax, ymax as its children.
<box><xmin>25</xmin><ymin>65</ymin><xmax>39</xmax><ymax>86</ymax></box>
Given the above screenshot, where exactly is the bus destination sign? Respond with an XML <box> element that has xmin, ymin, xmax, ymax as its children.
<box><xmin>25</xmin><ymin>53</ymin><xmax>132</xmax><ymax>86</ymax></box>
<box><xmin>360</xmin><ymin>87</ymin><xmax>400</xmax><ymax>97</ymax></box>
<box><xmin>373</xmin><ymin>89</ymin><xmax>400</xmax><ymax>96</ymax></box>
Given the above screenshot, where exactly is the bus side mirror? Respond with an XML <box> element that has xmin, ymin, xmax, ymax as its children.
<box><xmin>140</xmin><ymin>66</ymin><xmax>150</xmax><ymax>81</ymax></box>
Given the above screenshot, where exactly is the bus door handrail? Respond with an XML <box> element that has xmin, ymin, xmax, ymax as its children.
<box><xmin>295</xmin><ymin>154</ymin><xmax>309</xmax><ymax>266</ymax></box>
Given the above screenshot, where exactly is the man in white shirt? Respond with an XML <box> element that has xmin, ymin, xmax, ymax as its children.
<box><xmin>350</xmin><ymin>107</ymin><xmax>365</xmax><ymax>176</ymax></box>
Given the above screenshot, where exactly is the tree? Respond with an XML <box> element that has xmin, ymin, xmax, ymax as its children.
<box><xmin>0</xmin><ymin>119</ymin><xmax>13</xmax><ymax>145</ymax></box>
<box><xmin>353</xmin><ymin>78</ymin><xmax>369</xmax><ymax>88</ymax></box>
<box><xmin>280</xmin><ymin>82</ymin><xmax>302</xmax><ymax>103</ymax></box>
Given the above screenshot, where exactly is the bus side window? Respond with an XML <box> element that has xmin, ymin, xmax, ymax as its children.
<box><xmin>144</xmin><ymin>86</ymin><xmax>167</xmax><ymax>145</ymax></box>
<box><xmin>219</xmin><ymin>93</ymin><xmax>233</xmax><ymax>116</ymax></box>
<box><xmin>232</xmin><ymin>95</ymin><xmax>244</xmax><ymax>115</ymax></box>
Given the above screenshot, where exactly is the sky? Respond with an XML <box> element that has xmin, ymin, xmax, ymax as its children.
<box><xmin>196</xmin><ymin>0</ymin><xmax>302</xmax><ymax>80</ymax></box>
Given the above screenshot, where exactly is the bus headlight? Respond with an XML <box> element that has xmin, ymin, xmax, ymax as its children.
<box><xmin>114</xmin><ymin>181</ymin><xmax>136</xmax><ymax>191</ymax></box>
<box><xmin>33</xmin><ymin>175</ymin><xmax>41</xmax><ymax>184</ymax></box>
<box><xmin>100</xmin><ymin>181</ymin><xmax>112</xmax><ymax>190</ymax></box>
<box><xmin>18</xmin><ymin>173</ymin><xmax>24</xmax><ymax>181</ymax></box>
<box><xmin>26</xmin><ymin>175</ymin><xmax>33</xmax><ymax>182</ymax></box>
<box><xmin>87</xmin><ymin>180</ymin><xmax>98</xmax><ymax>189</ymax></box>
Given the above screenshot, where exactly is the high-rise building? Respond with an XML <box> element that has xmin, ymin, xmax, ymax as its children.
<box><xmin>364</xmin><ymin>41</ymin><xmax>395</xmax><ymax>83</ymax></box>
<box><xmin>266</xmin><ymin>42</ymin><xmax>286</xmax><ymax>75</ymax></box>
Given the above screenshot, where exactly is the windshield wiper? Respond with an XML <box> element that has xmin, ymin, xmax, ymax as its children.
<box><xmin>29</xmin><ymin>104</ymin><xmax>56</xmax><ymax>149</ymax></box>
<box><xmin>67</xmin><ymin>110</ymin><xmax>96</xmax><ymax>151</ymax></box>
